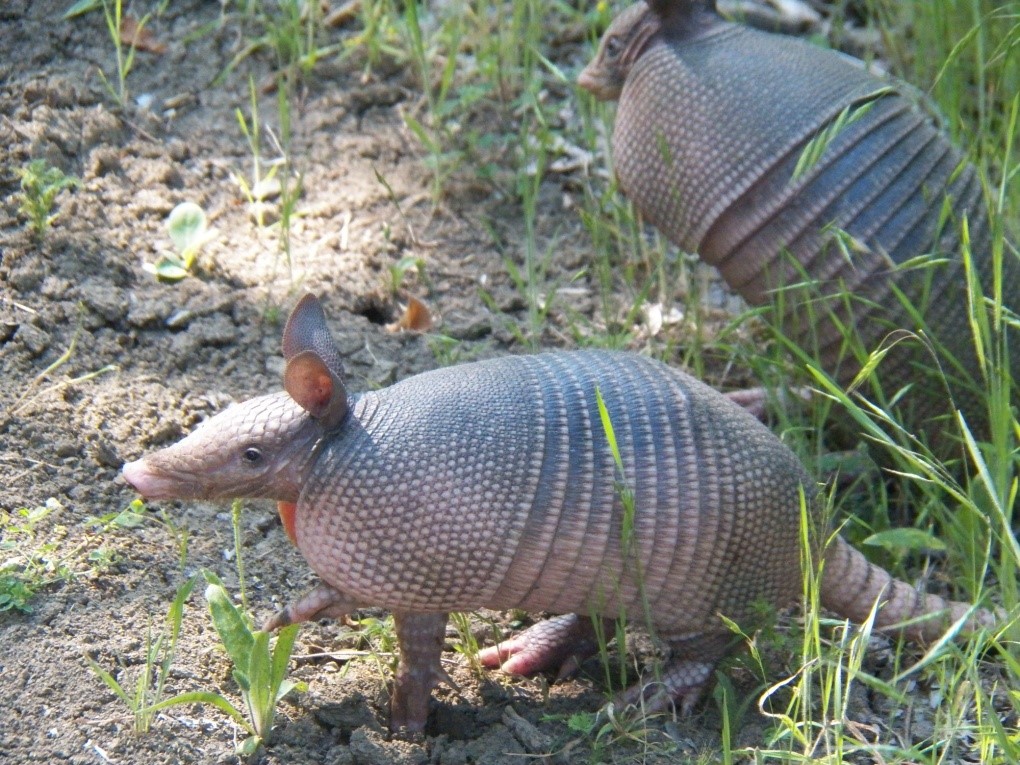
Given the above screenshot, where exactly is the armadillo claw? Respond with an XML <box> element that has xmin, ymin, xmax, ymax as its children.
<box><xmin>478</xmin><ymin>613</ymin><xmax>609</xmax><ymax>680</ymax></box>
<box><xmin>389</xmin><ymin>661</ymin><xmax>457</xmax><ymax>734</ymax></box>
<box><xmin>614</xmin><ymin>659</ymin><xmax>716</xmax><ymax>717</ymax></box>
<box><xmin>262</xmin><ymin>582</ymin><xmax>362</xmax><ymax>632</ymax></box>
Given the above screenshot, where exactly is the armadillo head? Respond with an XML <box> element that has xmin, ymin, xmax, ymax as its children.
<box><xmin>577</xmin><ymin>1</ymin><xmax>719</xmax><ymax>100</ymax></box>
<box><xmin>122</xmin><ymin>294</ymin><xmax>351</xmax><ymax>505</ymax></box>
<box><xmin>578</xmin><ymin>3</ymin><xmax>658</xmax><ymax>101</ymax></box>
<box><xmin>121</xmin><ymin>392</ymin><xmax>321</xmax><ymax>501</ymax></box>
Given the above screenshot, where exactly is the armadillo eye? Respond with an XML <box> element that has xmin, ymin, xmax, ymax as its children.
<box><xmin>242</xmin><ymin>447</ymin><xmax>263</xmax><ymax>465</ymax></box>
<box><xmin>605</xmin><ymin>35</ymin><xmax>622</xmax><ymax>59</ymax></box>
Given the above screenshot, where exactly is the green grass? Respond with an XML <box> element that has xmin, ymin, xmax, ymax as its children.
<box><xmin>92</xmin><ymin>0</ymin><xmax>1018</xmax><ymax>760</ymax></box>
<box><xmin>261</xmin><ymin>0</ymin><xmax>1017</xmax><ymax>759</ymax></box>
<box><xmin>86</xmin><ymin>575</ymin><xmax>198</xmax><ymax>734</ymax></box>
<box><xmin>460</xmin><ymin>0</ymin><xmax>1017</xmax><ymax>760</ymax></box>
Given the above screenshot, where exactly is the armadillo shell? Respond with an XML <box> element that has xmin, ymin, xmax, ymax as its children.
<box><xmin>614</xmin><ymin>21</ymin><xmax>1019</xmax><ymax>448</ymax></box>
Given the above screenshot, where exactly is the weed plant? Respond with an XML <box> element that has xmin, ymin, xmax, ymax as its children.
<box><xmin>96</xmin><ymin>0</ymin><xmax>150</xmax><ymax>108</ymax></box>
<box><xmin>86</xmin><ymin>576</ymin><xmax>198</xmax><ymax>734</ymax></box>
<box><xmin>15</xmin><ymin>159</ymin><xmax>79</xmax><ymax>240</ymax></box>
<box><xmin>0</xmin><ymin>498</ymin><xmax>122</xmax><ymax>613</ymax></box>
<box><xmin>144</xmin><ymin>570</ymin><xmax>305</xmax><ymax>757</ymax></box>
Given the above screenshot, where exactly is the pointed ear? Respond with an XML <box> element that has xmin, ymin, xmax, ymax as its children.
<box><xmin>646</xmin><ymin>0</ymin><xmax>715</xmax><ymax>37</ymax></box>
<box><xmin>283</xmin><ymin>294</ymin><xmax>347</xmax><ymax>381</ymax></box>
<box><xmin>284</xmin><ymin>350</ymin><xmax>350</xmax><ymax>429</ymax></box>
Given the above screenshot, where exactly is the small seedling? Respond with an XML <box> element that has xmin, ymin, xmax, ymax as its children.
<box><xmin>387</xmin><ymin>255</ymin><xmax>427</xmax><ymax>295</ymax></box>
<box><xmin>15</xmin><ymin>159</ymin><xmax>79</xmax><ymax>239</ymax></box>
<box><xmin>148</xmin><ymin>571</ymin><xmax>305</xmax><ymax>757</ymax></box>
<box><xmin>145</xmin><ymin>202</ymin><xmax>215</xmax><ymax>282</ymax></box>
<box><xmin>0</xmin><ymin>502</ymin><xmax>66</xmax><ymax>612</ymax></box>
<box><xmin>346</xmin><ymin>614</ymin><xmax>399</xmax><ymax>684</ymax></box>
<box><xmin>234</xmin><ymin>77</ymin><xmax>280</xmax><ymax>229</ymax></box>
<box><xmin>88</xmin><ymin>498</ymin><xmax>190</xmax><ymax>571</ymax></box>
<box><xmin>0</xmin><ymin>498</ymin><xmax>105</xmax><ymax>613</ymax></box>
<box><xmin>86</xmin><ymin>575</ymin><xmax>198</xmax><ymax>733</ymax></box>
<box><xmin>427</xmin><ymin>334</ymin><xmax>466</xmax><ymax>366</ymax></box>
<box><xmin>92</xmin><ymin>0</ymin><xmax>152</xmax><ymax>108</ymax></box>
<box><xmin>448</xmin><ymin>612</ymin><xmax>483</xmax><ymax>674</ymax></box>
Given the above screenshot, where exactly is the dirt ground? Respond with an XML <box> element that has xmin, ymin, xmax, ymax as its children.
<box><xmin>0</xmin><ymin>1</ymin><xmax>1005</xmax><ymax>763</ymax></box>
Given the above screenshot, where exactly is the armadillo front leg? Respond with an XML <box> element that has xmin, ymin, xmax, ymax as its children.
<box><xmin>390</xmin><ymin>612</ymin><xmax>452</xmax><ymax>733</ymax></box>
<box><xmin>263</xmin><ymin>582</ymin><xmax>364</xmax><ymax>631</ymax></box>
<box><xmin>478</xmin><ymin>614</ymin><xmax>612</xmax><ymax>679</ymax></box>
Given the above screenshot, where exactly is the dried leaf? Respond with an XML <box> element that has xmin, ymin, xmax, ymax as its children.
<box><xmin>386</xmin><ymin>296</ymin><xmax>433</xmax><ymax>333</ymax></box>
<box><xmin>120</xmin><ymin>16</ymin><xmax>167</xmax><ymax>55</ymax></box>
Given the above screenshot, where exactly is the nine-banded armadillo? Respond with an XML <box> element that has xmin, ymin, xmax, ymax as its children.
<box><xmin>578</xmin><ymin>0</ymin><xmax>1019</xmax><ymax>452</ymax></box>
<box><xmin>121</xmin><ymin>294</ymin><xmax>997</xmax><ymax>732</ymax></box>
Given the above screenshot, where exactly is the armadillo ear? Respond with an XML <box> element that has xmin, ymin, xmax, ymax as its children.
<box><xmin>284</xmin><ymin>350</ymin><xmax>350</xmax><ymax>429</ymax></box>
<box><xmin>646</xmin><ymin>0</ymin><xmax>715</xmax><ymax>36</ymax></box>
<box><xmin>282</xmin><ymin>295</ymin><xmax>350</xmax><ymax>429</ymax></box>
<box><xmin>283</xmin><ymin>294</ymin><xmax>348</xmax><ymax>380</ymax></box>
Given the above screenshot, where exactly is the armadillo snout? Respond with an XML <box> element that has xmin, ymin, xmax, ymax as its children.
<box><xmin>122</xmin><ymin>458</ymin><xmax>201</xmax><ymax>500</ymax></box>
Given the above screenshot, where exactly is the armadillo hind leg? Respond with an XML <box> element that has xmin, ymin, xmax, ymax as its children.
<box><xmin>616</xmin><ymin>634</ymin><xmax>738</xmax><ymax>717</ymax></box>
<box><xmin>478</xmin><ymin>613</ymin><xmax>613</xmax><ymax>680</ymax></box>
<box><xmin>263</xmin><ymin>582</ymin><xmax>364</xmax><ymax>632</ymax></box>
<box><xmin>724</xmin><ymin>385</ymin><xmax>814</xmax><ymax>422</ymax></box>
<box><xmin>390</xmin><ymin>612</ymin><xmax>454</xmax><ymax>733</ymax></box>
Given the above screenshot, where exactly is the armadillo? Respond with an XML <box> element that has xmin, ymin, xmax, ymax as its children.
<box><xmin>578</xmin><ymin>0</ymin><xmax>1019</xmax><ymax>452</ymax></box>
<box><xmin>122</xmin><ymin>294</ymin><xmax>997</xmax><ymax>732</ymax></box>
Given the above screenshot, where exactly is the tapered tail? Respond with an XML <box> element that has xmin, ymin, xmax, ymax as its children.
<box><xmin>820</xmin><ymin>535</ymin><xmax>999</xmax><ymax>643</ymax></box>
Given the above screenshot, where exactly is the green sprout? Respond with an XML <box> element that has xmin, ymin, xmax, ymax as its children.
<box><xmin>15</xmin><ymin>159</ymin><xmax>79</xmax><ymax>239</ymax></box>
<box><xmin>86</xmin><ymin>575</ymin><xmax>198</xmax><ymax>734</ymax></box>
<box><xmin>145</xmin><ymin>202</ymin><xmax>215</xmax><ymax>282</ymax></box>
<box><xmin>148</xmin><ymin>570</ymin><xmax>305</xmax><ymax>757</ymax></box>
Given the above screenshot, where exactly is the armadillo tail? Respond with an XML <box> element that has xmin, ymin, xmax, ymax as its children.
<box><xmin>819</xmin><ymin>535</ymin><xmax>999</xmax><ymax>643</ymax></box>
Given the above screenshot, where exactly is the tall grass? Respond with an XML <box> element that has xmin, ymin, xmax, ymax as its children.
<box><xmin>737</xmin><ymin>3</ymin><xmax>1020</xmax><ymax>761</ymax></box>
<box><xmin>278</xmin><ymin>0</ymin><xmax>1019</xmax><ymax>760</ymax></box>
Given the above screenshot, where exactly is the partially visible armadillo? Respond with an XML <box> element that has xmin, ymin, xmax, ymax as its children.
<box><xmin>122</xmin><ymin>294</ymin><xmax>998</xmax><ymax>732</ymax></box>
<box><xmin>578</xmin><ymin>0</ymin><xmax>1019</xmax><ymax>451</ymax></box>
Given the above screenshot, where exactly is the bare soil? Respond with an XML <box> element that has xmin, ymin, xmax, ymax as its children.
<box><xmin>0</xmin><ymin>2</ymin><xmax>996</xmax><ymax>764</ymax></box>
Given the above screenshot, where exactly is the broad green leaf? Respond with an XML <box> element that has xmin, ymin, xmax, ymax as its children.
<box><xmin>109</xmin><ymin>504</ymin><xmax>147</xmax><ymax>528</ymax></box>
<box><xmin>271</xmin><ymin>624</ymin><xmax>300</xmax><ymax>694</ymax></box>
<box><xmin>203</xmin><ymin>572</ymin><xmax>254</xmax><ymax>671</ymax></box>
<box><xmin>166</xmin><ymin>202</ymin><xmax>207</xmax><ymax>254</ymax></box>
<box><xmin>143</xmin><ymin>255</ymin><xmax>190</xmax><ymax>282</ymax></box>
<box><xmin>247</xmin><ymin>630</ymin><xmax>273</xmax><ymax>737</ymax></box>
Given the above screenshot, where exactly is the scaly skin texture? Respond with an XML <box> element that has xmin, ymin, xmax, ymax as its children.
<box><xmin>122</xmin><ymin>294</ymin><xmax>999</xmax><ymax>732</ymax></box>
<box><xmin>579</xmin><ymin>1</ymin><xmax>1019</xmax><ymax>454</ymax></box>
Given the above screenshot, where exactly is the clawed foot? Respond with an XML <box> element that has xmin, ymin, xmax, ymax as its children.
<box><xmin>613</xmin><ymin>658</ymin><xmax>715</xmax><ymax>717</ymax></box>
<box><xmin>263</xmin><ymin>582</ymin><xmax>363</xmax><ymax>632</ymax></box>
<box><xmin>480</xmin><ymin>616</ymin><xmax>718</xmax><ymax>719</ymax></box>
<box><xmin>390</xmin><ymin>658</ymin><xmax>459</xmax><ymax>733</ymax></box>
<box><xmin>478</xmin><ymin>614</ymin><xmax>609</xmax><ymax>680</ymax></box>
